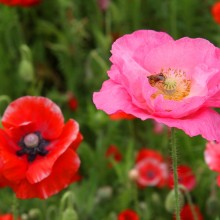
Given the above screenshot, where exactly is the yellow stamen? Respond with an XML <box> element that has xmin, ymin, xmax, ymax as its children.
<box><xmin>148</xmin><ymin>68</ymin><xmax>191</xmax><ymax>101</ymax></box>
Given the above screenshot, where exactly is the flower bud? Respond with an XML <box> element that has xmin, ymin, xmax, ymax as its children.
<box><xmin>206</xmin><ymin>196</ymin><xmax>220</xmax><ymax>216</ymax></box>
<box><xmin>61</xmin><ymin>208</ymin><xmax>78</xmax><ymax>220</ymax></box>
<box><xmin>19</xmin><ymin>45</ymin><xmax>34</xmax><ymax>82</ymax></box>
<box><xmin>165</xmin><ymin>189</ymin><xmax>184</xmax><ymax>213</ymax></box>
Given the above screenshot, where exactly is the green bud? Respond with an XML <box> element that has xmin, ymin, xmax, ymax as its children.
<box><xmin>28</xmin><ymin>208</ymin><xmax>41</xmax><ymax>219</ymax></box>
<box><xmin>61</xmin><ymin>208</ymin><xmax>78</xmax><ymax>220</ymax></box>
<box><xmin>165</xmin><ymin>189</ymin><xmax>184</xmax><ymax>213</ymax></box>
<box><xmin>19</xmin><ymin>59</ymin><xmax>34</xmax><ymax>82</ymax></box>
<box><xmin>19</xmin><ymin>44</ymin><xmax>34</xmax><ymax>82</ymax></box>
<box><xmin>206</xmin><ymin>196</ymin><xmax>220</xmax><ymax>216</ymax></box>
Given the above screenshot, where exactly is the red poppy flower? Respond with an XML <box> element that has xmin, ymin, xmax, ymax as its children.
<box><xmin>134</xmin><ymin>149</ymin><xmax>168</xmax><ymax>188</ymax></box>
<box><xmin>211</xmin><ymin>2</ymin><xmax>220</xmax><ymax>24</ymax></box>
<box><xmin>173</xmin><ymin>204</ymin><xmax>203</xmax><ymax>220</ymax></box>
<box><xmin>67</xmin><ymin>92</ymin><xmax>78</xmax><ymax>111</ymax></box>
<box><xmin>118</xmin><ymin>209</ymin><xmax>139</xmax><ymax>220</ymax></box>
<box><xmin>105</xmin><ymin>145</ymin><xmax>122</xmax><ymax>166</ymax></box>
<box><xmin>109</xmin><ymin>111</ymin><xmax>135</xmax><ymax>120</ymax></box>
<box><xmin>0</xmin><ymin>0</ymin><xmax>41</xmax><ymax>7</ymax></box>
<box><xmin>168</xmin><ymin>165</ymin><xmax>196</xmax><ymax>191</ymax></box>
<box><xmin>0</xmin><ymin>96</ymin><xmax>82</xmax><ymax>199</ymax></box>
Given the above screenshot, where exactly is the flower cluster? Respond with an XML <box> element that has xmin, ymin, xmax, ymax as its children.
<box><xmin>129</xmin><ymin>148</ymin><xmax>196</xmax><ymax>191</ymax></box>
<box><xmin>0</xmin><ymin>96</ymin><xmax>82</xmax><ymax>199</ymax></box>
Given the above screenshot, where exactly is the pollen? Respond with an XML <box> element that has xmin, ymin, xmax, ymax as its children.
<box><xmin>148</xmin><ymin>68</ymin><xmax>191</xmax><ymax>101</ymax></box>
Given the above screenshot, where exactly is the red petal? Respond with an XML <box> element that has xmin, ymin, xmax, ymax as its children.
<box><xmin>2</xmin><ymin>96</ymin><xmax>64</xmax><ymax>140</ymax></box>
<box><xmin>69</xmin><ymin>132</ymin><xmax>83</xmax><ymax>151</ymax></box>
<box><xmin>12</xmin><ymin>149</ymin><xmax>80</xmax><ymax>199</ymax></box>
<box><xmin>0</xmin><ymin>130</ymin><xmax>27</xmax><ymax>182</ymax></box>
<box><xmin>136</xmin><ymin>149</ymin><xmax>164</xmax><ymax>163</ymax></box>
<box><xmin>26</xmin><ymin>119</ymin><xmax>80</xmax><ymax>184</ymax></box>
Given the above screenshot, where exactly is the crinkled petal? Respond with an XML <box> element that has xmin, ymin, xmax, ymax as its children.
<box><xmin>26</xmin><ymin>119</ymin><xmax>79</xmax><ymax>184</ymax></box>
<box><xmin>154</xmin><ymin>108</ymin><xmax>220</xmax><ymax>142</ymax></box>
<box><xmin>2</xmin><ymin>96</ymin><xmax>64</xmax><ymax>140</ymax></box>
<box><xmin>110</xmin><ymin>30</ymin><xmax>174</xmax><ymax>65</ymax></box>
<box><xmin>12</xmin><ymin>149</ymin><xmax>80</xmax><ymax>199</ymax></box>
<box><xmin>93</xmin><ymin>80</ymin><xmax>151</xmax><ymax>119</ymax></box>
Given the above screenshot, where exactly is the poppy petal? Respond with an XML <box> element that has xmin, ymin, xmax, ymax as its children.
<box><xmin>2</xmin><ymin>96</ymin><xmax>64</xmax><ymax>140</ymax></box>
<box><xmin>26</xmin><ymin>119</ymin><xmax>79</xmax><ymax>184</ymax></box>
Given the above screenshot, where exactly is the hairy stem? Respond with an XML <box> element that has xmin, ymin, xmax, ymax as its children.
<box><xmin>171</xmin><ymin>128</ymin><xmax>180</xmax><ymax>219</ymax></box>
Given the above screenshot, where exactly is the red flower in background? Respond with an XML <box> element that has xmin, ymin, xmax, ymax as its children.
<box><xmin>105</xmin><ymin>145</ymin><xmax>122</xmax><ymax>166</ymax></box>
<box><xmin>133</xmin><ymin>149</ymin><xmax>168</xmax><ymax>188</ymax></box>
<box><xmin>168</xmin><ymin>165</ymin><xmax>196</xmax><ymax>191</ymax></box>
<box><xmin>0</xmin><ymin>0</ymin><xmax>41</xmax><ymax>7</ymax></box>
<box><xmin>0</xmin><ymin>214</ymin><xmax>20</xmax><ymax>220</ymax></box>
<box><xmin>109</xmin><ymin>111</ymin><xmax>135</xmax><ymax>120</ymax></box>
<box><xmin>0</xmin><ymin>96</ymin><xmax>82</xmax><ymax>199</ymax></box>
<box><xmin>211</xmin><ymin>2</ymin><xmax>220</xmax><ymax>24</ymax></box>
<box><xmin>173</xmin><ymin>204</ymin><xmax>203</xmax><ymax>220</ymax></box>
<box><xmin>67</xmin><ymin>92</ymin><xmax>78</xmax><ymax>111</ymax></box>
<box><xmin>118</xmin><ymin>209</ymin><xmax>139</xmax><ymax>220</ymax></box>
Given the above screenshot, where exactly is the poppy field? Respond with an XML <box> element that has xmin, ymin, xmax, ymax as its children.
<box><xmin>0</xmin><ymin>0</ymin><xmax>220</xmax><ymax>219</ymax></box>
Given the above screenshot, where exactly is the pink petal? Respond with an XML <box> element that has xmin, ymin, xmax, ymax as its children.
<box><xmin>93</xmin><ymin>79</ymin><xmax>151</xmax><ymax>119</ymax></box>
<box><xmin>153</xmin><ymin>108</ymin><xmax>220</xmax><ymax>142</ymax></box>
<box><xmin>205</xmin><ymin>142</ymin><xmax>220</xmax><ymax>172</ymax></box>
<box><xmin>110</xmin><ymin>30</ymin><xmax>174</xmax><ymax>65</ymax></box>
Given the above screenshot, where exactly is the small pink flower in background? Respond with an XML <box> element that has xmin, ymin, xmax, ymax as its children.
<box><xmin>168</xmin><ymin>165</ymin><xmax>196</xmax><ymax>191</ymax></box>
<box><xmin>205</xmin><ymin>141</ymin><xmax>220</xmax><ymax>185</ymax></box>
<box><xmin>105</xmin><ymin>145</ymin><xmax>122</xmax><ymax>167</ymax></box>
<box><xmin>97</xmin><ymin>0</ymin><xmax>110</xmax><ymax>11</ymax></box>
<box><xmin>173</xmin><ymin>204</ymin><xmax>203</xmax><ymax>220</ymax></box>
<box><xmin>118</xmin><ymin>209</ymin><xmax>139</xmax><ymax>220</ymax></box>
<box><xmin>132</xmin><ymin>149</ymin><xmax>168</xmax><ymax>188</ymax></box>
<box><xmin>93</xmin><ymin>30</ymin><xmax>220</xmax><ymax>142</ymax></box>
<box><xmin>153</xmin><ymin>121</ymin><xmax>166</xmax><ymax>134</ymax></box>
<box><xmin>109</xmin><ymin>111</ymin><xmax>135</xmax><ymax>120</ymax></box>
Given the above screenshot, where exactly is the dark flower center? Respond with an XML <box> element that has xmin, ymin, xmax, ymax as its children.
<box><xmin>16</xmin><ymin>132</ymin><xmax>50</xmax><ymax>162</ymax></box>
<box><xmin>146</xmin><ymin>170</ymin><xmax>156</xmax><ymax>180</ymax></box>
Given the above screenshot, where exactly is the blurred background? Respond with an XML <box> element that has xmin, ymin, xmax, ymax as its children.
<box><xmin>0</xmin><ymin>0</ymin><xmax>220</xmax><ymax>219</ymax></box>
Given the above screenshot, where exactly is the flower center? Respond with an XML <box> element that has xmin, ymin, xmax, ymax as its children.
<box><xmin>17</xmin><ymin>132</ymin><xmax>50</xmax><ymax>162</ymax></box>
<box><xmin>23</xmin><ymin>133</ymin><xmax>39</xmax><ymax>148</ymax></box>
<box><xmin>148</xmin><ymin>68</ymin><xmax>191</xmax><ymax>101</ymax></box>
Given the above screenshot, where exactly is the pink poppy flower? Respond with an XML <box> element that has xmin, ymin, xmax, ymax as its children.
<box><xmin>133</xmin><ymin>149</ymin><xmax>168</xmax><ymax>187</ymax></box>
<box><xmin>168</xmin><ymin>165</ymin><xmax>196</xmax><ymax>191</ymax></box>
<box><xmin>93</xmin><ymin>30</ymin><xmax>220</xmax><ymax>141</ymax></box>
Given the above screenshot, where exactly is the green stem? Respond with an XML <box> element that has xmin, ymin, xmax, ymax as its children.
<box><xmin>179</xmin><ymin>185</ymin><xmax>198</xmax><ymax>220</ymax></box>
<box><xmin>170</xmin><ymin>0</ymin><xmax>178</xmax><ymax>38</ymax></box>
<box><xmin>12</xmin><ymin>194</ymin><xmax>19</xmax><ymax>220</ymax></box>
<box><xmin>171</xmin><ymin>128</ymin><xmax>180</xmax><ymax>220</ymax></box>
